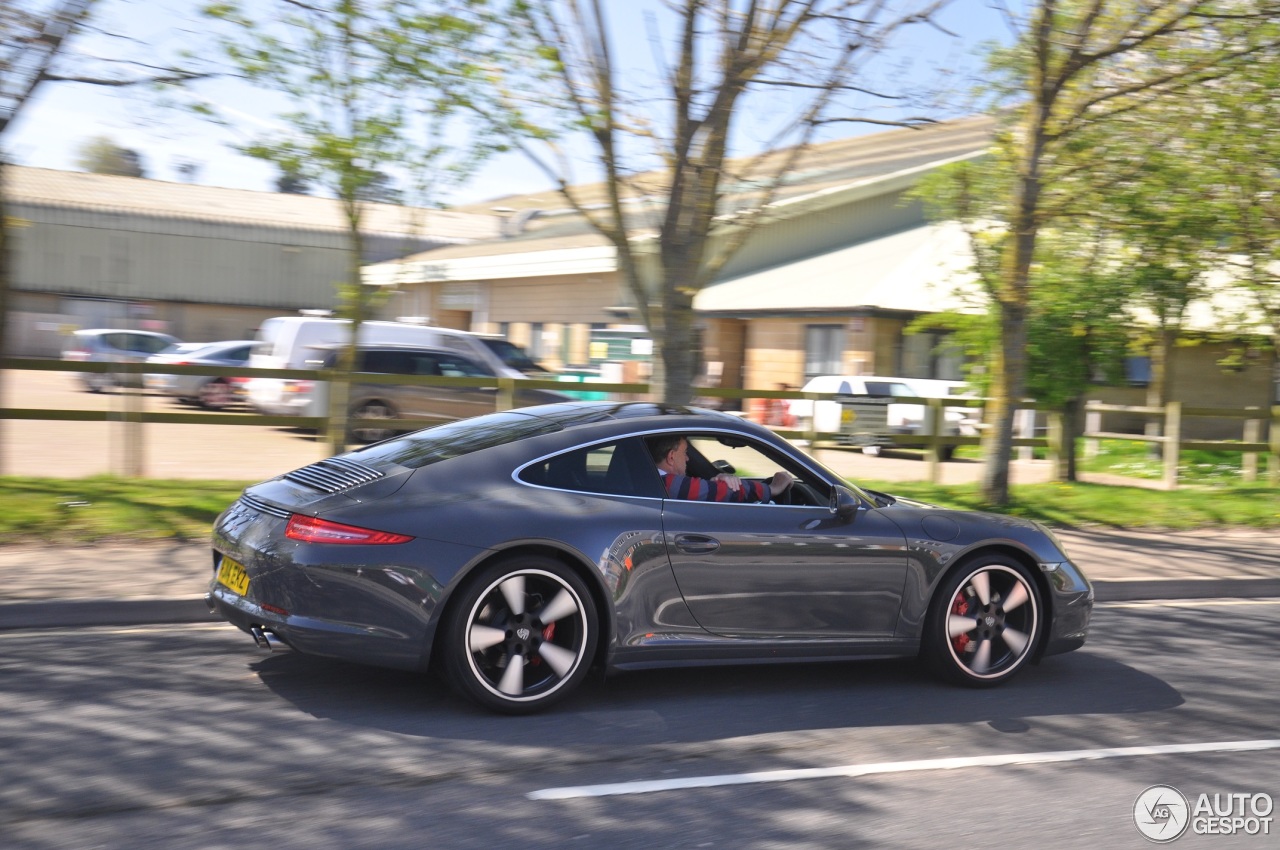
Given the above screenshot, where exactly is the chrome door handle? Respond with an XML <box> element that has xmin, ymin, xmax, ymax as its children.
<box><xmin>673</xmin><ymin>534</ymin><xmax>720</xmax><ymax>554</ymax></box>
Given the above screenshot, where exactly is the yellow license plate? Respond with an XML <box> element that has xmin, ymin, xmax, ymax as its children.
<box><xmin>217</xmin><ymin>556</ymin><xmax>250</xmax><ymax>596</ymax></box>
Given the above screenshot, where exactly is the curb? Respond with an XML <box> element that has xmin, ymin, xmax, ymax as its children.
<box><xmin>0</xmin><ymin>599</ymin><xmax>218</xmax><ymax>630</ymax></box>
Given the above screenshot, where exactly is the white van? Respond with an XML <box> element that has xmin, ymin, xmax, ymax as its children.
<box><xmin>791</xmin><ymin>375</ymin><xmax>979</xmax><ymax>458</ymax></box>
<box><xmin>245</xmin><ymin>317</ymin><xmax>544</xmax><ymax>416</ymax></box>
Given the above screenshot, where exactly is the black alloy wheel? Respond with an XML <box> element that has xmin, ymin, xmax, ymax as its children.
<box><xmin>350</xmin><ymin>400</ymin><xmax>397</xmax><ymax>443</ymax></box>
<box><xmin>925</xmin><ymin>555</ymin><xmax>1042</xmax><ymax>686</ymax></box>
<box><xmin>442</xmin><ymin>556</ymin><xmax>597</xmax><ymax>714</ymax></box>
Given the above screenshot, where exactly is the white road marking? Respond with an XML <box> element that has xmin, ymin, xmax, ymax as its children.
<box><xmin>1101</xmin><ymin>598</ymin><xmax>1280</xmax><ymax>609</ymax></box>
<box><xmin>529</xmin><ymin>739</ymin><xmax>1280</xmax><ymax>800</ymax></box>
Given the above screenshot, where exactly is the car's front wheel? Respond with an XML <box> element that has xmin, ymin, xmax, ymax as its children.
<box><xmin>924</xmin><ymin>555</ymin><xmax>1042</xmax><ymax>687</ymax></box>
<box><xmin>198</xmin><ymin>379</ymin><xmax>233</xmax><ymax>410</ymax></box>
<box><xmin>442</xmin><ymin>557</ymin><xmax>597</xmax><ymax>714</ymax></box>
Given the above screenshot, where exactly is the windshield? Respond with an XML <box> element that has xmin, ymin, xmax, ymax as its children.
<box><xmin>481</xmin><ymin>338</ymin><xmax>546</xmax><ymax>373</ymax></box>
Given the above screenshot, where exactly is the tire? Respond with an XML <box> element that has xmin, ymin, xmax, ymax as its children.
<box><xmin>349</xmin><ymin>400</ymin><xmax>397</xmax><ymax>443</ymax></box>
<box><xmin>441</xmin><ymin>556</ymin><xmax>597</xmax><ymax>714</ymax></box>
<box><xmin>940</xmin><ymin>445</ymin><xmax>956</xmax><ymax>462</ymax></box>
<box><xmin>924</xmin><ymin>555</ymin><xmax>1042</xmax><ymax>687</ymax></box>
<box><xmin>84</xmin><ymin>373</ymin><xmax>110</xmax><ymax>393</ymax></box>
<box><xmin>198</xmin><ymin>379</ymin><xmax>233</xmax><ymax>410</ymax></box>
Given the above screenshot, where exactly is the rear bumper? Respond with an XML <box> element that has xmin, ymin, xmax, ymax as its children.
<box><xmin>206</xmin><ymin>583</ymin><xmax>432</xmax><ymax>672</ymax></box>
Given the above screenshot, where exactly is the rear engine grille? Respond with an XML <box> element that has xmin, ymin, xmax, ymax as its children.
<box><xmin>284</xmin><ymin>457</ymin><xmax>385</xmax><ymax>494</ymax></box>
<box><xmin>239</xmin><ymin>493</ymin><xmax>291</xmax><ymax>519</ymax></box>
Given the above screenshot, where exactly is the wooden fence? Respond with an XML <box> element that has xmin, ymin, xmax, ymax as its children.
<box><xmin>2</xmin><ymin>358</ymin><xmax>1276</xmax><ymax>487</ymax></box>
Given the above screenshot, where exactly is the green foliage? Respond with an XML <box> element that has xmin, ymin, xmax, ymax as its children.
<box><xmin>0</xmin><ymin>477</ymin><xmax>248</xmax><ymax>544</ymax></box>
<box><xmin>75</xmin><ymin>135</ymin><xmax>147</xmax><ymax>178</ymax></box>
<box><xmin>1</xmin><ymin>472</ymin><xmax>1275</xmax><ymax>545</ymax></box>
<box><xmin>855</xmin><ymin>478</ymin><xmax>1280</xmax><ymax>530</ymax></box>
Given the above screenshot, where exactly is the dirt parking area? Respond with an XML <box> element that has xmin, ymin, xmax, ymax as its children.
<box><xmin>1</xmin><ymin>369</ymin><xmax>325</xmax><ymax>480</ymax></box>
<box><xmin>1</xmin><ymin>368</ymin><xmax>1058</xmax><ymax>485</ymax></box>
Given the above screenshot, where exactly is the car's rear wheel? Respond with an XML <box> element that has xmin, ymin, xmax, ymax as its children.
<box><xmin>349</xmin><ymin>400</ymin><xmax>397</xmax><ymax>443</ymax></box>
<box><xmin>442</xmin><ymin>556</ymin><xmax>597</xmax><ymax>714</ymax></box>
<box><xmin>198</xmin><ymin>379</ymin><xmax>233</xmax><ymax>410</ymax></box>
<box><xmin>924</xmin><ymin>555</ymin><xmax>1042</xmax><ymax>687</ymax></box>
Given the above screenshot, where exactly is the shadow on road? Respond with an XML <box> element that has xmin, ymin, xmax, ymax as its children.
<box><xmin>248</xmin><ymin>649</ymin><xmax>1180</xmax><ymax>745</ymax></box>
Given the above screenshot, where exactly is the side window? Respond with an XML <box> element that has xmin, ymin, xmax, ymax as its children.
<box><xmin>409</xmin><ymin>354</ymin><xmax>443</xmax><ymax>376</ymax></box>
<box><xmin>681</xmin><ymin>433</ymin><xmax>829</xmax><ymax>502</ymax></box>
<box><xmin>436</xmin><ymin>355</ymin><xmax>488</xmax><ymax>378</ymax></box>
<box><xmin>364</xmin><ymin>350</ymin><xmax>411</xmax><ymax>374</ymax></box>
<box><xmin>104</xmin><ymin>333</ymin><xmax>131</xmax><ymax>352</ymax></box>
<box><xmin>518</xmin><ymin>438</ymin><xmax>662</xmax><ymax>497</ymax></box>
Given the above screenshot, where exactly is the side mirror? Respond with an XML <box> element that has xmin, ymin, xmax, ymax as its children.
<box><xmin>712</xmin><ymin>459</ymin><xmax>736</xmax><ymax>475</ymax></box>
<box><xmin>830</xmin><ymin>485</ymin><xmax>860</xmax><ymax>520</ymax></box>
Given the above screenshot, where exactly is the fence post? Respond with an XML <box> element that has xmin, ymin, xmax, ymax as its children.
<box><xmin>1271</xmin><ymin>406</ymin><xmax>1280</xmax><ymax>488</ymax></box>
<box><xmin>1243</xmin><ymin>410</ymin><xmax>1260</xmax><ymax>483</ymax></box>
<box><xmin>497</xmin><ymin>377</ymin><xmax>515</xmax><ymax>412</ymax></box>
<box><xmin>1162</xmin><ymin>401</ymin><xmax>1181</xmax><ymax>490</ymax></box>
<box><xmin>1084</xmin><ymin>402</ymin><xmax>1101</xmax><ymax>459</ymax></box>
<box><xmin>926</xmin><ymin>397</ymin><xmax>941</xmax><ymax>484</ymax></box>
<box><xmin>1046</xmin><ymin>410</ymin><xmax>1063</xmax><ymax>480</ymax></box>
<box><xmin>1015</xmin><ymin>408</ymin><xmax>1035</xmax><ymax>460</ymax></box>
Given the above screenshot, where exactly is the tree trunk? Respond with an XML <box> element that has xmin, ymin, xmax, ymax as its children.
<box><xmin>325</xmin><ymin>211</ymin><xmax>367</xmax><ymax>456</ymax></box>
<box><xmin>1054</xmin><ymin>395</ymin><xmax>1082</xmax><ymax>482</ymax></box>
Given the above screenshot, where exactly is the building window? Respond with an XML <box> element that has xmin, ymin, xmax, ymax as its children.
<box><xmin>804</xmin><ymin>325</ymin><xmax>844</xmax><ymax>377</ymax></box>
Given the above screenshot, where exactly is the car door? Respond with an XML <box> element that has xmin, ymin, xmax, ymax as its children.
<box><xmin>657</xmin><ymin>433</ymin><xmax>909</xmax><ymax>638</ymax></box>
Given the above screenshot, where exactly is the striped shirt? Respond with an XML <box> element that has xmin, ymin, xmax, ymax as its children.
<box><xmin>659</xmin><ymin>471</ymin><xmax>770</xmax><ymax>503</ymax></box>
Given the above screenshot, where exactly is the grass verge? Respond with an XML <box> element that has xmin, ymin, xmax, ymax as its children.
<box><xmin>1</xmin><ymin>473</ymin><xmax>1277</xmax><ymax>546</ymax></box>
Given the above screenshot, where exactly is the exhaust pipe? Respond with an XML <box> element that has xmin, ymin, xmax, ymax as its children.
<box><xmin>249</xmin><ymin>625</ymin><xmax>273</xmax><ymax>651</ymax></box>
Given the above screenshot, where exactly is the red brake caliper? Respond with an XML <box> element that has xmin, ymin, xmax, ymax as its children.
<box><xmin>531</xmin><ymin>623</ymin><xmax>555</xmax><ymax>666</ymax></box>
<box><xmin>950</xmin><ymin>591</ymin><xmax>971</xmax><ymax>653</ymax></box>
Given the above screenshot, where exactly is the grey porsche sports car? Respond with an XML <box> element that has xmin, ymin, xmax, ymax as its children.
<box><xmin>206</xmin><ymin>401</ymin><xmax>1093</xmax><ymax>713</ymax></box>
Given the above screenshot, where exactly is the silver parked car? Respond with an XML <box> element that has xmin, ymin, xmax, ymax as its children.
<box><xmin>145</xmin><ymin>340</ymin><xmax>256</xmax><ymax>410</ymax></box>
<box><xmin>61</xmin><ymin>328</ymin><xmax>182</xmax><ymax>392</ymax></box>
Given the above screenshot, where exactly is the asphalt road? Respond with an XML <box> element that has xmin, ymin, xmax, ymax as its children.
<box><xmin>2</xmin><ymin>600</ymin><xmax>1277</xmax><ymax>849</ymax></box>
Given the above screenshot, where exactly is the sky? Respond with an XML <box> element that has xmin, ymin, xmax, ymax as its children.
<box><xmin>6</xmin><ymin>0</ymin><xmax>1016</xmax><ymax>208</ymax></box>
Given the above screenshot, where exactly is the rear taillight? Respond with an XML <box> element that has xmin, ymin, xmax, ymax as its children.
<box><xmin>285</xmin><ymin>514</ymin><xmax>413</xmax><ymax>545</ymax></box>
<box><xmin>285</xmin><ymin>380</ymin><xmax>314</xmax><ymax>394</ymax></box>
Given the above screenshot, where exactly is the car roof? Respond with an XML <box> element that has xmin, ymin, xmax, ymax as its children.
<box><xmin>76</xmin><ymin>328</ymin><xmax>179</xmax><ymax>338</ymax></box>
<box><xmin>305</xmin><ymin>342</ymin><xmax>468</xmax><ymax>354</ymax></box>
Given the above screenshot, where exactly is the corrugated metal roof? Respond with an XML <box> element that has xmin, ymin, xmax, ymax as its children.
<box><xmin>405</xmin><ymin>116</ymin><xmax>995</xmax><ymax>265</ymax></box>
<box><xmin>451</xmin><ymin>115</ymin><xmax>996</xmax><ymax>215</ymax></box>
<box><xmin>693</xmin><ymin>222</ymin><xmax>981</xmax><ymax>315</ymax></box>
<box><xmin>5</xmin><ymin>166</ymin><xmax>501</xmax><ymax>242</ymax></box>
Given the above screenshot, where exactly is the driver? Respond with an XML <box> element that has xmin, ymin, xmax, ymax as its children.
<box><xmin>648</xmin><ymin>435</ymin><xmax>794</xmax><ymax>503</ymax></box>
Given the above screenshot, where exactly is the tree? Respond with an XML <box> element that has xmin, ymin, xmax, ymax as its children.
<box><xmin>76</xmin><ymin>134</ymin><xmax>147</xmax><ymax>177</ymax></box>
<box><xmin>912</xmin><ymin>159</ymin><xmax>1130</xmax><ymax>481</ymax></box>
<box><xmin>275</xmin><ymin>166</ymin><xmax>310</xmax><ymax>195</ymax></box>
<box><xmin>1189</xmin><ymin>42</ymin><xmax>1280</xmax><ymax>378</ymax></box>
<box><xmin>969</xmin><ymin>0</ymin><xmax>1280</xmax><ymax>505</ymax></box>
<box><xmin>202</xmin><ymin>0</ymin><xmax>491</xmax><ymax>454</ymax></box>
<box><xmin>482</xmin><ymin>0</ymin><xmax>957</xmax><ymax>403</ymax></box>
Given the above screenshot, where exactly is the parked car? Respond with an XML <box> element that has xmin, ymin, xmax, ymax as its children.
<box><xmin>206</xmin><ymin>401</ymin><xmax>1092</xmax><ymax>714</ymax></box>
<box><xmin>791</xmin><ymin>375</ymin><xmax>978</xmax><ymax>459</ymax></box>
<box><xmin>312</xmin><ymin>343</ymin><xmax>572</xmax><ymax>442</ymax></box>
<box><xmin>245</xmin><ymin>316</ymin><xmax>547</xmax><ymax>415</ymax></box>
<box><xmin>144</xmin><ymin>340</ymin><xmax>256</xmax><ymax>410</ymax></box>
<box><xmin>61</xmin><ymin>329</ymin><xmax>182</xmax><ymax>392</ymax></box>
